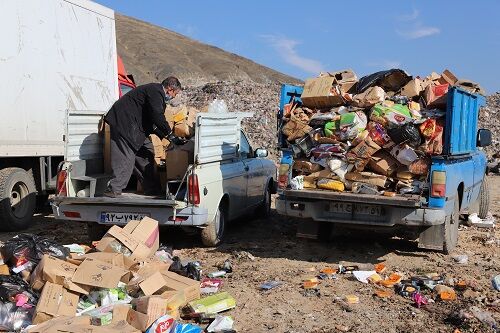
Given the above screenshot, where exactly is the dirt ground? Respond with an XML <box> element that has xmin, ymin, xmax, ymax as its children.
<box><xmin>1</xmin><ymin>177</ymin><xmax>498</xmax><ymax>333</ymax></box>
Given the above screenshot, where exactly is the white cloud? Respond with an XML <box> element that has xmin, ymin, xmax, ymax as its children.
<box><xmin>397</xmin><ymin>26</ymin><xmax>440</xmax><ymax>39</ymax></box>
<box><xmin>261</xmin><ymin>34</ymin><xmax>324</xmax><ymax>74</ymax></box>
<box><xmin>396</xmin><ymin>8</ymin><xmax>440</xmax><ymax>39</ymax></box>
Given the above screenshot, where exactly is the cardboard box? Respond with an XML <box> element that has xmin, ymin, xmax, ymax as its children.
<box><xmin>33</xmin><ymin>282</ymin><xmax>79</xmax><ymax>324</ymax></box>
<box><xmin>28</xmin><ymin>316</ymin><xmax>91</xmax><ymax>333</ymax></box>
<box><xmin>0</xmin><ymin>264</ymin><xmax>9</xmax><ymax>275</ymax></box>
<box><xmin>127</xmin><ymin>296</ymin><xmax>170</xmax><ymax>331</ymax></box>
<box><xmin>29</xmin><ymin>316</ymin><xmax>140</xmax><ymax>333</ymax></box>
<box><xmin>71</xmin><ymin>258</ymin><xmax>130</xmax><ymax>289</ymax></box>
<box><xmin>293</xmin><ymin>159</ymin><xmax>322</xmax><ymax>173</ymax></box>
<box><xmin>30</xmin><ymin>254</ymin><xmax>90</xmax><ymax>294</ymax></box>
<box><xmin>400</xmin><ymin>78</ymin><xmax>423</xmax><ymax>98</ymax></box>
<box><xmin>368</xmin><ymin>150</ymin><xmax>400</xmax><ymax>176</ymax></box>
<box><xmin>301</xmin><ymin>76</ymin><xmax>356</xmax><ymax>109</ymax></box>
<box><xmin>423</xmin><ymin>83</ymin><xmax>449</xmax><ymax>108</ymax></box>
<box><xmin>135</xmin><ymin>271</ymin><xmax>200</xmax><ymax>302</ymax></box>
<box><xmin>438</xmin><ymin>69</ymin><xmax>458</xmax><ymax>86</ymax></box>
<box><xmin>345</xmin><ymin>172</ymin><xmax>388</xmax><ymax>188</ymax></box>
<box><xmin>165</xmin><ymin>149</ymin><xmax>189</xmax><ymax>180</ymax></box>
<box><xmin>112</xmin><ymin>305</ymin><xmax>132</xmax><ymax>324</ymax></box>
<box><xmin>96</xmin><ymin>217</ymin><xmax>160</xmax><ymax>261</ymax></box>
<box><xmin>78</xmin><ymin>252</ymin><xmax>135</xmax><ymax>270</ymax></box>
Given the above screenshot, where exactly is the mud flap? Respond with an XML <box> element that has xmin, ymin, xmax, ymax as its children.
<box><xmin>418</xmin><ymin>224</ymin><xmax>445</xmax><ymax>250</ymax></box>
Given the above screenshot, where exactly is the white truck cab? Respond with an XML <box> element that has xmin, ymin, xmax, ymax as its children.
<box><xmin>52</xmin><ymin>112</ymin><xmax>277</xmax><ymax>246</ymax></box>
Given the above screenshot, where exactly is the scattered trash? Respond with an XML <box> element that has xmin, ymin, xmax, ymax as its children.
<box><xmin>232</xmin><ymin>251</ymin><xmax>255</xmax><ymax>261</ymax></box>
<box><xmin>412</xmin><ymin>292</ymin><xmax>428</xmax><ymax>308</ymax></box>
<box><xmin>188</xmin><ymin>292</ymin><xmax>236</xmax><ymax>315</ymax></box>
<box><xmin>352</xmin><ymin>270</ymin><xmax>377</xmax><ymax>284</ymax></box>
<box><xmin>260</xmin><ymin>281</ymin><xmax>283</xmax><ymax>291</ymax></box>
<box><xmin>200</xmin><ymin>278</ymin><xmax>224</xmax><ymax>294</ymax></box>
<box><xmin>206</xmin><ymin>315</ymin><xmax>234</xmax><ymax>333</ymax></box>
<box><xmin>301</xmin><ymin>288</ymin><xmax>321</xmax><ymax>298</ymax></box>
<box><xmin>374</xmin><ymin>289</ymin><xmax>392</xmax><ymax>298</ymax></box>
<box><xmin>344</xmin><ymin>295</ymin><xmax>359</xmax><ymax>304</ymax></box>
<box><xmin>468</xmin><ymin>213</ymin><xmax>496</xmax><ymax>228</ymax></box>
<box><xmin>220</xmin><ymin>260</ymin><xmax>233</xmax><ymax>274</ymax></box>
<box><xmin>207</xmin><ymin>271</ymin><xmax>227</xmax><ymax>278</ymax></box>
<box><xmin>303</xmin><ymin>278</ymin><xmax>319</xmax><ymax>289</ymax></box>
<box><xmin>378</xmin><ymin>273</ymin><xmax>402</xmax><ymax>287</ymax></box>
<box><xmin>434</xmin><ymin>285</ymin><xmax>457</xmax><ymax>301</ymax></box>
<box><xmin>452</xmin><ymin>254</ymin><xmax>468</xmax><ymax>265</ymax></box>
<box><xmin>492</xmin><ymin>274</ymin><xmax>500</xmax><ymax>291</ymax></box>
<box><xmin>469</xmin><ymin>306</ymin><xmax>498</xmax><ymax>330</ymax></box>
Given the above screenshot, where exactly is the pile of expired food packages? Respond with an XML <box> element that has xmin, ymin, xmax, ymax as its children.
<box><xmin>279</xmin><ymin>68</ymin><xmax>485</xmax><ymax>196</ymax></box>
<box><xmin>0</xmin><ymin>218</ymin><xmax>235</xmax><ymax>332</ymax></box>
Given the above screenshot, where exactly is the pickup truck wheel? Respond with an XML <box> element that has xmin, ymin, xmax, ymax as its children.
<box><xmin>478</xmin><ymin>177</ymin><xmax>490</xmax><ymax>219</ymax></box>
<box><xmin>87</xmin><ymin>223</ymin><xmax>109</xmax><ymax>242</ymax></box>
<box><xmin>0</xmin><ymin>168</ymin><xmax>37</xmax><ymax>231</ymax></box>
<box><xmin>443</xmin><ymin>198</ymin><xmax>459</xmax><ymax>254</ymax></box>
<box><xmin>201</xmin><ymin>205</ymin><xmax>225</xmax><ymax>247</ymax></box>
<box><xmin>256</xmin><ymin>185</ymin><xmax>271</xmax><ymax>218</ymax></box>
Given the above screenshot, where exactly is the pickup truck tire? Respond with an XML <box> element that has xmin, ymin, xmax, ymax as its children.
<box><xmin>0</xmin><ymin>168</ymin><xmax>37</xmax><ymax>231</ymax></box>
<box><xmin>201</xmin><ymin>205</ymin><xmax>225</xmax><ymax>247</ymax></box>
<box><xmin>256</xmin><ymin>184</ymin><xmax>271</xmax><ymax>218</ymax></box>
<box><xmin>443</xmin><ymin>198</ymin><xmax>459</xmax><ymax>254</ymax></box>
<box><xmin>478</xmin><ymin>177</ymin><xmax>490</xmax><ymax>219</ymax></box>
<box><xmin>87</xmin><ymin>223</ymin><xmax>109</xmax><ymax>242</ymax></box>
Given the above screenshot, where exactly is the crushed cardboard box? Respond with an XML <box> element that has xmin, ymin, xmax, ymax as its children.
<box><xmin>71</xmin><ymin>257</ymin><xmax>130</xmax><ymax>289</ymax></box>
<box><xmin>301</xmin><ymin>70</ymin><xmax>357</xmax><ymax>109</ymax></box>
<box><xmin>96</xmin><ymin>217</ymin><xmax>160</xmax><ymax>261</ymax></box>
<box><xmin>33</xmin><ymin>282</ymin><xmax>80</xmax><ymax>324</ymax></box>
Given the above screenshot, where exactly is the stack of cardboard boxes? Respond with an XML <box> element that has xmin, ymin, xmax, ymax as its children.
<box><xmin>21</xmin><ymin>217</ymin><xmax>202</xmax><ymax>332</ymax></box>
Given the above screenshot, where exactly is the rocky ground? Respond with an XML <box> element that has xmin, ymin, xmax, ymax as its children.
<box><xmin>2</xmin><ymin>176</ymin><xmax>498</xmax><ymax>333</ymax></box>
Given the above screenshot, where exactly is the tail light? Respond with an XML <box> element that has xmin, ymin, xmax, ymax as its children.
<box><xmin>56</xmin><ymin>170</ymin><xmax>68</xmax><ymax>197</ymax></box>
<box><xmin>431</xmin><ymin>171</ymin><xmax>446</xmax><ymax>198</ymax></box>
<box><xmin>188</xmin><ymin>174</ymin><xmax>200</xmax><ymax>205</ymax></box>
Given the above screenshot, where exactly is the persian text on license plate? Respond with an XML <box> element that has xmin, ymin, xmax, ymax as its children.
<box><xmin>100</xmin><ymin>212</ymin><xmax>150</xmax><ymax>224</ymax></box>
<box><xmin>329</xmin><ymin>202</ymin><xmax>382</xmax><ymax>216</ymax></box>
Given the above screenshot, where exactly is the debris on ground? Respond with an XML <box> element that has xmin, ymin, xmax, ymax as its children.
<box><xmin>468</xmin><ymin>212</ymin><xmax>496</xmax><ymax>228</ymax></box>
<box><xmin>0</xmin><ymin>217</ymin><xmax>238</xmax><ymax>332</ymax></box>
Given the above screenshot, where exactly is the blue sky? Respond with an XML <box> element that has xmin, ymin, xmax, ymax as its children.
<box><xmin>95</xmin><ymin>0</ymin><xmax>500</xmax><ymax>93</ymax></box>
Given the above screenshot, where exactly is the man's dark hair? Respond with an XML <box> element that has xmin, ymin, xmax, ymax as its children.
<box><xmin>161</xmin><ymin>76</ymin><xmax>182</xmax><ymax>91</ymax></box>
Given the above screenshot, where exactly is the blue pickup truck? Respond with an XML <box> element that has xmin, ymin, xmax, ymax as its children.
<box><xmin>276</xmin><ymin>85</ymin><xmax>491</xmax><ymax>253</ymax></box>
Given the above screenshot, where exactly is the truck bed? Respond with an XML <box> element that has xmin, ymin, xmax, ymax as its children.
<box><xmin>282</xmin><ymin>189</ymin><xmax>421</xmax><ymax>208</ymax></box>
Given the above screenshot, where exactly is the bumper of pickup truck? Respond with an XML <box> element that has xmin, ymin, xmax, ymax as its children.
<box><xmin>276</xmin><ymin>196</ymin><xmax>446</xmax><ymax>227</ymax></box>
<box><xmin>52</xmin><ymin>200</ymin><xmax>209</xmax><ymax>227</ymax></box>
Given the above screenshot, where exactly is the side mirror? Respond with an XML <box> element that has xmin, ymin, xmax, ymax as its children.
<box><xmin>255</xmin><ymin>148</ymin><xmax>268</xmax><ymax>158</ymax></box>
<box><xmin>477</xmin><ymin>129</ymin><xmax>492</xmax><ymax>147</ymax></box>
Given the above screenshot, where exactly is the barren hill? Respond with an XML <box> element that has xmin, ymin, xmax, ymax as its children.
<box><xmin>115</xmin><ymin>14</ymin><xmax>300</xmax><ymax>86</ymax></box>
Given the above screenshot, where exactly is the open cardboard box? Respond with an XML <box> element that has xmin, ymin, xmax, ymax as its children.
<box><xmin>32</xmin><ymin>282</ymin><xmax>80</xmax><ymax>324</ymax></box>
<box><xmin>71</xmin><ymin>257</ymin><xmax>130</xmax><ymax>289</ymax></box>
<box><xmin>131</xmin><ymin>271</ymin><xmax>200</xmax><ymax>303</ymax></box>
<box><xmin>126</xmin><ymin>293</ymin><xmax>184</xmax><ymax>331</ymax></box>
<box><xmin>96</xmin><ymin>217</ymin><xmax>160</xmax><ymax>261</ymax></box>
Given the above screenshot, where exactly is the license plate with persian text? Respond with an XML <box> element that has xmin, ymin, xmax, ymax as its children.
<box><xmin>100</xmin><ymin>212</ymin><xmax>150</xmax><ymax>224</ymax></box>
<box><xmin>328</xmin><ymin>202</ymin><xmax>382</xmax><ymax>216</ymax></box>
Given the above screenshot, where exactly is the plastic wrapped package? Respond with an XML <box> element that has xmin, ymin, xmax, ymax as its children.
<box><xmin>409</xmin><ymin>157</ymin><xmax>431</xmax><ymax>175</ymax></box>
<box><xmin>168</xmin><ymin>257</ymin><xmax>202</xmax><ymax>281</ymax></box>
<box><xmin>327</xmin><ymin>158</ymin><xmax>352</xmax><ymax>181</ymax></box>
<box><xmin>317</xmin><ymin>179</ymin><xmax>345</xmax><ymax>192</ymax></box>
<box><xmin>290</xmin><ymin>176</ymin><xmax>304</xmax><ymax>190</ymax></box>
<box><xmin>356</xmin><ymin>69</ymin><xmax>411</xmax><ymax>94</ymax></box>
<box><xmin>0</xmin><ymin>302</ymin><xmax>34</xmax><ymax>332</ymax></box>
<box><xmin>1</xmin><ymin>234</ymin><xmax>69</xmax><ymax>273</ymax></box>
<box><xmin>419</xmin><ymin>119</ymin><xmax>444</xmax><ymax>155</ymax></box>
<box><xmin>310</xmin><ymin>144</ymin><xmax>347</xmax><ymax>159</ymax></box>
<box><xmin>324</xmin><ymin>111</ymin><xmax>367</xmax><ymax>141</ymax></box>
<box><xmin>367</xmin><ymin>122</ymin><xmax>394</xmax><ymax>148</ymax></box>
<box><xmin>0</xmin><ymin>275</ymin><xmax>38</xmax><ymax>306</ymax></box>
<box><xmin>352</xmin><ymin>182</ymin><xmax>379</xmax><ymax>195</ymax></box>
<box><xmin>370</xmin><ymin>102</ymin><xmax>413</xmax><ymax>128</ymax></box>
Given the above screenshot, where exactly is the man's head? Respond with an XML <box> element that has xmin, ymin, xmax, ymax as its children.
<box><xmin>161</xmin><ymin>76</ymin><xmax>181</xmax><ymax>100</ymax></box>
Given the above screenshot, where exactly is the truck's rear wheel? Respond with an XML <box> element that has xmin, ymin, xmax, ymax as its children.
<box><xmin>0</xmin><ymin>168</ymin><xmax>37</xmax><ymax>231</ymax></box>
<box><xmin>478</xmin><ymin>177</ymin><xmax>490</xmax><ymax>219</ymax></box>
<box><xmin>443</xmin><ymin>198</ymin><xmax>459</xmax><ymax>254</ymax></box>
<box><xmin>201</xmin><ymin>205</ymin><xmax>226</xmax><ymax>247</ymax></box>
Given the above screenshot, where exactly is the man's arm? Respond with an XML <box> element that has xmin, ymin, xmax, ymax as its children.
<box><xmin>146</xmin><ymin>87</ymin><xmax>172</xmax><ymax>138</ymax></box>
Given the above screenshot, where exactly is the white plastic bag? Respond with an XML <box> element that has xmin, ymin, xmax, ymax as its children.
<box><xmin>208</xmin><ymin>99</ymin><xmax>228</xmax><ymax>113</ymax></box>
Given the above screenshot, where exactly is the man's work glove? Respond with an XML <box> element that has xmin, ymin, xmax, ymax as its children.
<box><xmin>167</xmin><ymin>133</ymin><xmax>188</xmax><ymax>146</ymax></box>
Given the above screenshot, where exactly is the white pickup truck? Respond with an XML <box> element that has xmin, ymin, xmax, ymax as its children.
<box><xmin>51</xmin><ymin>112</ymin><xmax>277</xmax><ymax>246</ymax></box>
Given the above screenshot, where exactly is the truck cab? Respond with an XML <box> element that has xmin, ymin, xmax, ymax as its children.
<box><xmin>276</xmin><ymin>84</ymin><xmax>491</xmax><ymax>253</ymax></box>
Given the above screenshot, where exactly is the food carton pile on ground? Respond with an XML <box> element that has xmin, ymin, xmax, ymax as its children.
<box><xmin>0</xmin><ymin>218</ymin><xmax>236</xmax><ymax>332</ymax></box>
<box><xmin>279</xmin><ymin>68</ymin><xmax>485</xmax><ymax>195</ymax></box>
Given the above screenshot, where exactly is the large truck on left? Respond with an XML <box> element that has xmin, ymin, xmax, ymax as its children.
<box><xmin>0</xmin><ymin>0</ymin><xmax>135</xmax><ymax>230</ymax></box>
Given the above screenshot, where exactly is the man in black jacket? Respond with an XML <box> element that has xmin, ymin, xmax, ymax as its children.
<box><xmin>104</xmin><ymin>76</ymin><xmax>183</xmax><ymax>197</ymax></box>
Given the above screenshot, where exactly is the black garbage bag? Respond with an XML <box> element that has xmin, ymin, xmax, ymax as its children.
<box><xmin>0</xmin><ymin>302</ymin><xmax>34</xmax><ymax>332</ymax></box>
<box><xmin>388</xmin><ymin>123</ymin><xmax>422</xmax><ymax>148</ymax></box>
<box><xmin>168</xmin><ymin>256</ymin><xmax>202</xmax><ymax>281</ymax></box>
<box><xmin>0</xmin><ymin>275</ymin><xmax>38</xmax><ymax>306</ymax></box>
<box><xmin>356</xmin><ymin>69</ymin><xmax>412</xmax><ymax>94</ymax></box>
<box><xmin>1</xmin><ymin>234</ymin><xmax>69</xmax><ymax>272</ymax></box>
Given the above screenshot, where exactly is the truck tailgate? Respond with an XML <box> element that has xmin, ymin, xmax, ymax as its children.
<box><xmin>282</xmin><ymin>189</ymin><xmax>421</xmax><ymax>208</ymax></box>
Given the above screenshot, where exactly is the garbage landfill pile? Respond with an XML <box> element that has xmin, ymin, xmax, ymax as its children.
<box><xmin>0</xmin><ymin>218</ymin><xmax>236</xmax><ymax>332</ymax></box>
<box><xmin>278</xmin><ymin>68</ymin><xmax>486</xmax><ymax>196</ymax></box>
<box><xmin>481</xmin><ymin>92</ymin><xmax>500</xmax><ymax>173</ymax></box>
<box><xmin>297</xmin><ymin>262</ymin><xmax>499</xmax><ymax>332</ymax></box>
<box><xmin>174</xmin><ymin>81</ymin><xmax>281</xmax><ymax>158</ymax></box>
